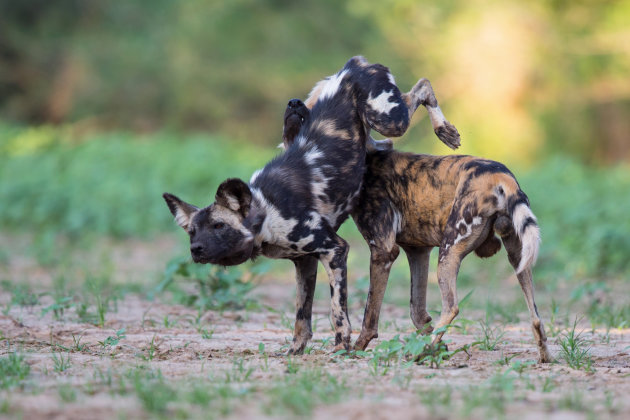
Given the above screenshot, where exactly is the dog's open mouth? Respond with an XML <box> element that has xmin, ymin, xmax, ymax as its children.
<box><xmin>285</xmin><ymin>110</ymin><xmax>306</xmax><ymax>125</ymax></box>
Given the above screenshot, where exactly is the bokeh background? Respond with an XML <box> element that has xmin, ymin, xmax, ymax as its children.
<box><xmin>1</xmin><ymin>0</ymin><xmax>629</xmax><ymax>317</ymax></box>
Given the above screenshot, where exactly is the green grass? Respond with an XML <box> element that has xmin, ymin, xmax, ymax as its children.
<box><xmin>265</xmin><ymin>368</ymin><xmax>347</xmax><ymax>416</ymax></box>
<box><xmin>557</xmin><ymin>318</ymin><xmax>594</xmax><ymax>371</ymax></box>
<box><xmin>0</xmin><ymin>352</ymin><xmax>30</xmax><ymax>389</ymax></box>
<box><xmin>475</xmin><ymin>318</ymin><xmax>506</xmax><ymax>351</ymax></box>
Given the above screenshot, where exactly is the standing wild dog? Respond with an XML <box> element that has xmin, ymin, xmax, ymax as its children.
<box><xmin>163</xmin><ymin>56</ymin><xmax>460</xmax><ymax>354</ymax></box>
<box><xmin>282</xmin><ymin>101</ymin><xmax>552</xmax><ymax>363</ymax></box>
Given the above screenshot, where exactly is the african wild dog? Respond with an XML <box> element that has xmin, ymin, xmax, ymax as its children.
<box><xmin>282</xmin><ymin>102</ymin><xmax>552</xmax><ymax>363</ymax></box>
<box><xmin>163</xmin><ymin>56</ymin><xmax>460</xmax><ymax>354</ymax></box>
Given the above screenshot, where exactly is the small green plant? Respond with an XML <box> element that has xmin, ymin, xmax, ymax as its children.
<box><xmin>140</xmin><ymin>335</ymin><xmax>159</xmax><ymax>361</ymax></box>
<box><xmin>475</xmin><ymin>318</ymin><xmax>505</xmax><ymax>351</ymax></box>
<box><xmin>200</xmin><ymin>328</ymin><xmax>214</xmax><ymax>340</ymax></box>
<box><xmin>78</xmin><ymin>274</ymin><xmax>119</xmax><ymax>327</ymax></box>
<box><xmin>507</xmin><ymin>360</ymin><xmax>535</xmax><ymax>376</ymax></box>
<box><xmin>258</xmin><ymin>342</ymin><xmax>269</xmax><ymax>371</ymax></box>
<box><xmin>98</xmin><ymin>328</ymin><xmax>126</xmax><ymax>349</ymax></box>
<box><xmin>557</xmin><ymin>318</ymin><xmax>594</xmax><ymax>371</ymax></box>
<box><xmin>367</xmin><ymin>328</ymin><xmax>462</xmax><ymax>374</ymax></box>
<box><xmin>58</xmin><ymin>383</ymin><xmax>77</xmax><ymax>403</ymax></box>
<box><xmin>41</xmin><ymin>296</ymin><xmax>74</xmax><ymax>320</ymax></box>
<box><xmin>284</xmin><ymin>356</ymin><xmax>300</xmax><ymax>374</ymax></box>
<box><xmin>130</xmin><ymin>368</ymin><xmax>176</xmax><ymax>414</ymax></box>
<box><xmin>0</xmin><ymin>353</ymin><xmax>30</xmax><ymax>389</ymax></box>
<box><xmin>541</xmin><ymin>376</ymin><xmax>556</xmax><ymax>392</ymax></box>
<box><xmin>227</xmin><ymin>358</ymin><xmax>255</xmax><ymax>382</ymax></box>
<box><xmin>368</xmin><ymin>335</ymin><xmax>404</xmax><ymax>375</ymax></box>
<box><xmin>51</xmin><ymin>351</ymin><xmax>71</xmax><ymax>373</ymax></box>
<box><xmin>318</xmin><ymin>337</ymin><xmax>333</xmax><ymax>350</ymax></box>
<box><xmin>494</xmin><ymin>352</ymin><xmax>518</xmax><ymax>366</ymax></box>
<box><xmin>3</xmin><ymin>282</ymin><xmax>39</xmax><ymax>308</ymax></box>
<box><xmin>71</xmin><ymin>333</ymin><xmax>87</xmax><ymax>352</ymax></box>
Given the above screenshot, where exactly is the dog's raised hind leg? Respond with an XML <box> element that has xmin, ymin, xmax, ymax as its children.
<box><xmin>402</xmin><ymin>78</ymin><xmax>461</xmax><ymax>150</ymax></box>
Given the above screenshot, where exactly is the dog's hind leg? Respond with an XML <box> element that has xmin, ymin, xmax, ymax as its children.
<box><xmin>431</xmin><ymin>249</ymin><xmax>463</xmax><ymax>345</ymax></box>
<box><xmin>354</xmin><ymin>243</ymin><xmax>399</xmax><ymax>350</ymax></box>
<box><xmin>288</xmin><ymin>256</ymin><xmax>318</xmax><ymax>355</ymax></box>
<box><xmin>402</xmin><ymin>78</ymin><xmax>461</xmax><ymax>150</ymax></box>
<box><xmin>320</xmin><ymin>235</ymin><xmax>352</xmax><ymax>352</ymax></box>
<box><xmin>496</xmin><ymin>216</ymin><xmax>552</xmax><ymax>363</ymax></box>
<box><xmin>432</xmin><ymin>217</ymin><xmax>491</xmax><ymax>345</ymax></box>
<box><xmin>403</xmin><ymin>246</ymin><xmax>434</xmax><ymax>334</ymax></box>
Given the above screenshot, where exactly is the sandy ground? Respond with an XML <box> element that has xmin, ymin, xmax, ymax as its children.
<box><xmin>1</xmin><ymin>290</ymin><xmax>629</xmax><ymax>419</ymax></box>
<box><xmin>1</xmin><ymin>235</ymin><xmax>629</xmax><ymax>419</ymax></box>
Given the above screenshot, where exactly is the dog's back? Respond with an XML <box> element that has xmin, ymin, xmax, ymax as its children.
<box><xmin>355</xmin><ymin>150</ymin><xmax>538</xmax><ymax>267</ymax></box>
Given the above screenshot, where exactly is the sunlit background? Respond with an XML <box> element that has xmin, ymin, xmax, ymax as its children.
<box><xmin>2</xmin><ymin>0</ymin><xmax>630</xmax><ymax>162</ymax></box>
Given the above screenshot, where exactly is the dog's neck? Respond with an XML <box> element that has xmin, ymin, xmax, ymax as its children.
<box><xmin>245</xmin><ymin>196</ymin><xmax>268</xmax><ymax>258</ymax></box>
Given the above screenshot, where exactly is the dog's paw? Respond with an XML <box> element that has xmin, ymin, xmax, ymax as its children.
<box><xmin>435</xmin><ymin>122</ymin><xmax>461</xmax><ymax>150</ymax></box>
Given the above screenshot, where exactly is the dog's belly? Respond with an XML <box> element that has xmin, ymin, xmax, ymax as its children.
<box><xmin>397</xmin><ymin>221</ymin><xmax>444</xmax><ymax>248</ymax></box>
<box><xmin>260</xmin><ymin>243</ymin><xmax>305</xmax><ymax>259</ymax></box>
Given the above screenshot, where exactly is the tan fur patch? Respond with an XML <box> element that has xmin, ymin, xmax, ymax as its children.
<box><xmin>311</xmin><ymin>119</ymin><xmax>350</xmax><ymax>140</ymax></box>
<box><xmin>211</xmin><ymin>206</ymin><xmax>253</xmax><ymax>241</ymax></box>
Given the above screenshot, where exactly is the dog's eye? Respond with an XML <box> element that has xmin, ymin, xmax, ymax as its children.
<box><xmin>188</xmin><ymin>227</ymin><xmax>196</xmax><ymax>236</ymax></box>
<box><xmin>213</xmin><ymin>222</ymin><xmax>225</xmax><ymax>230</ymax></box>
<box><xmin>300</xmin><ymin>117</ymin><xmax>305</xmax><ymax>123</ymax></box>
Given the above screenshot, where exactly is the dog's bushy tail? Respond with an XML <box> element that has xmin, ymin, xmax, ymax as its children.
<box><xmin>505</xmin><ymin>190</ymin><xmax>541</xmax><ymax>274</ymax></box>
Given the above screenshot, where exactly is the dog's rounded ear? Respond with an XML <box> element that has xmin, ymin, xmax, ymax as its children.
<box><xmin>163</xmin><ymin>193</ymin><xmax>198</xmax><ymax>230</ymax></box>
<box><xmin>215</xmin><ymin>178</ymin><xmax>252</xmax><ymax>217</ymax></box>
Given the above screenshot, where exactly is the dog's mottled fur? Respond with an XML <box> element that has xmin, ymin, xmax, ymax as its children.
<box><xmin>282</xmin><ymin>102</ymin><xmax>552</xmax><ymax>363</ymax></box>
<box><xmin>163</xmin><ymin>56</ymin><xmax>460</xmax><ymax>354</ymax></box>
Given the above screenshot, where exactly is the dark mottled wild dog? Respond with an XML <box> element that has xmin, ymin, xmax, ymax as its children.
<box><xmin>163</xmin><ymin>56</ymin><xmax>460</xmax><ymax>354</ymax></box>
<box><xmin>282</xmin><ymin>102</ymin><xmax>552</xmax><ymax>363</ymax></box>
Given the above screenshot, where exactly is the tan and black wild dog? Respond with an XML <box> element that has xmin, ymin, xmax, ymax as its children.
<box><xmin>163</xmin><ymin>57</ymin><xmax>460</xmax><ymax>354</ymax></box>
<box><xmin>282</xmin><ymin>100</ymin><xmax>552</xmax><ymax>363</ymax></box>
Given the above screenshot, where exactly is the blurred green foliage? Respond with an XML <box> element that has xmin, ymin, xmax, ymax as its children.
<box><xmin>0</xmin><ymin>124</ymin><xmax>273</xmax><ymax>237</ymax></box>
<box><xmin>1</xmin><ymin>1</ymin><xmax>629</xmax><ymax>162</ymax></box>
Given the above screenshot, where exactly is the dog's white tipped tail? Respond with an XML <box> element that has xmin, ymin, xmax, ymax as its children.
<box><xmin>512</xmin><ymin>203</ymin><xmax>541</xmax><ymax>274</ymax></box>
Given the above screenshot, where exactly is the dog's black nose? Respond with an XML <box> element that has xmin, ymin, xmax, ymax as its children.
<box><xmin>287</xmin><ymin>99</ymin><xmax>303</xmax><ymax>108</ymax></box>
<box><xmin>190</xmin><ymin>243</ymin><xmax>203</xmax><ymax>256</ymax></box>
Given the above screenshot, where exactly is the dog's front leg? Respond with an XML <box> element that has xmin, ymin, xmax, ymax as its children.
<box><xmin>354</xmin><ymin>244</ymin><xmax>399</xmax><ymax>350</ymax></box>
<box><xmin>319</xmin><ymin>237</ymin><xmax>352</xmax><ymax>352</ymax></box>
<box><xmin>288</xmin><ymin>256</ymin><xmax>318</xmax><ymax>355</ymax></box>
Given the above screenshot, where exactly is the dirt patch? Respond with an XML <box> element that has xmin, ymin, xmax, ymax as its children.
<box><xmin>1</xmin><ymin>235</ymin><xmax>629</xmax><ymax>419</ymax></box>
<box><xmin>1</xmin><ymin>289</ymin><xmax>629</xmax><ymax>419</ymax></box>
